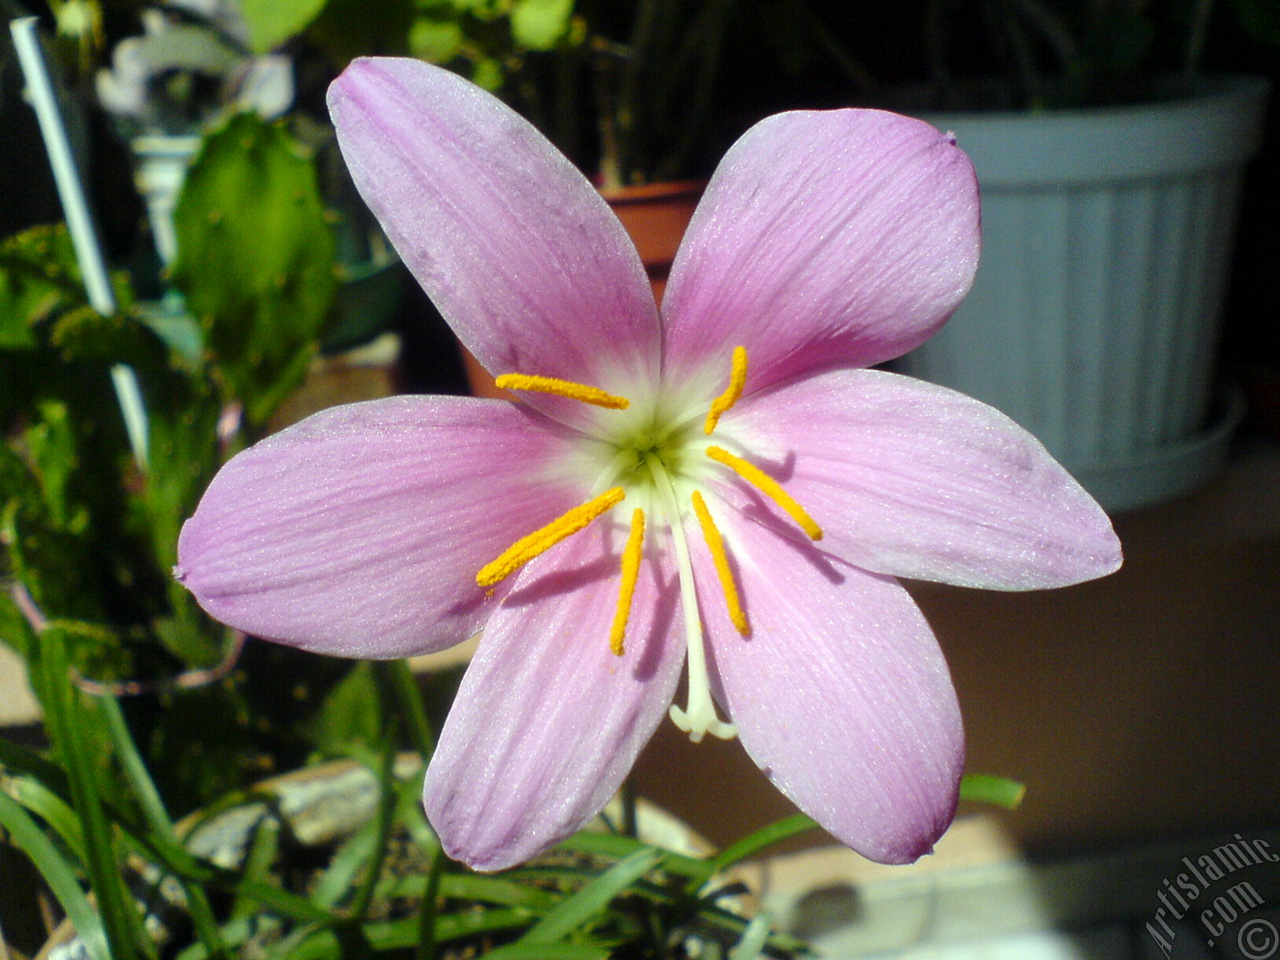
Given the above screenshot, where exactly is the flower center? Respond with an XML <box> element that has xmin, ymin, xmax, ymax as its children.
<box><xmin>477</xmin><ymin>347</ymin><xmax>822</xmax><ymax>742</ymax></box>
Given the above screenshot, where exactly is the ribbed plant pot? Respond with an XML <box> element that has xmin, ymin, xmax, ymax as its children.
<box><xmin>896</xmin><ymin>76</ymin><xmax>1270</xmax><ymax>512</ymax></box>
<box><xmin>462</xmin><ymin>180</ymin><xmax>704</xmax><ymax>399</ymax></box>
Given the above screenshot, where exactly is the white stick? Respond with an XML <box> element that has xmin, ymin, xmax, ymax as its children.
<box><xmin>10</xmin><ymin>16</ymin><xmax>149</xmax><ymax>470</ymax></box>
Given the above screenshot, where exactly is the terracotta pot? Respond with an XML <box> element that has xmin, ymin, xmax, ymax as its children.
<box><xmin>462</xmin><ymin>180</ymin><xmax>705</xmax><ymax>399</ymax></box>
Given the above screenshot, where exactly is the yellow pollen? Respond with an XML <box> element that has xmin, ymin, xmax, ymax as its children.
<box><xmin>690</xmin><ymin>491</ymin><xmax>749</xmax><ymax>636</ymax></box>
<box><xmin>477</xmin><ymin>487</ymin><xmax>625</xmax><ymax>587</ymax></box>
<box><xmin>608</xmin><ymin>508</ymin><xmax>646</xmax><ymax>656</ymax></box>
<box><xmin>493</xmin><ymin>373</ymin><xmax>630</xmax><ymax>409</ymax></box>
<box><xmin>703</xmin><ymin>346</ymin><xmax>748</xmax><ymax>434</ymax></box>
<box><xmin>705</xmin><ymin>445</ymin><xmax>823</xmax><ymax>541</ymax></box>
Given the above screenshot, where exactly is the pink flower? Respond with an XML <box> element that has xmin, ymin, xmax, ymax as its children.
<box><xmin>176</xmin><ymin>57</ymin><xmax>1121</xmax><ymax>872</ymax></box>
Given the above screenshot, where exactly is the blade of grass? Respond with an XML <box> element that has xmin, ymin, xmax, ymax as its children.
<box><xmin>485</xmin><ymin>945</ymin><xmax>610</xmax><ymax>960</ymax></box>
<box><xmin>98</xmin><ymin>694</ymin><xmax>226</xmax><ymax>958</ymax></box>
<box><xmin>415</xmin><ymin>839</ymin><xmax>447</xmax><ymax>960</ymax></box>
<box><xmin>521</xmin><ymin>846</ymin><xmax>664</xmax><ymax>945</ymax></box>
<box><xmin>5</xmin><ymin>773</ymin><xmax>85</xmax><ymax>862</ymax></box>
<box><xmin>960</xmin><ymin>773</ymin><xmax>1025</xmax><ymax>809</ymax></box>
<box><xmin>0</xmin><ymin>737</ymin><xmax>70</xmax><ymax>796</ymax></box>
<box><xmin>379</xmin><ymin>660</ymin><xmax>435</xmax><ymax>759</ymax></box>
<box><xmin>699</xmin><ymin>813</ymin><xmax>820</xmax><ymax>883</ymax></box>
<box><xmin>36</xmin><ymin>624</ymin><xmax>146</xmax><ymax>960</ymax></box>
<box><xmin>0</xmin><ymin>789</ymin><xmax>111</xmax><ymax>960</ymax></box>
<box><xmin>556</xmin><ymin>830</ymin><xmax>705</xmax><ymax>879</ymax></box>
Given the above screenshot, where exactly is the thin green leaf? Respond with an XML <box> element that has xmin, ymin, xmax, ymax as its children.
<box><xmin>380</xmin><ymin>659</ymin><xmax>435</xmax><ymax>759</ymax></box>
<box><xmin>36</xmin><ymin>625</ymin><xmax>147</xmax><ymax>959</ymax></box>
<box><xmin>960</xmin><ymin>773</ymin><xmax>1026</xmax><ymax>809</ymax></box>
<box><xmin>702</xmin><ymin>813</ymin><xmax>820</xmax><ymax>879</ymax></box>
<box><xmin>98</xmin><ymin>694</ymin><xmax>226</xmax><ymax>957</ymax></box>
<box><xmin>556</xmin><ymin>829</ymin><xmax>706</xmax><ymax>879</ymax></box>
<box><xmin>522</xmin><ymin>846</ymin><xmax>664</xmax><ymax>945</ymax></box>
<box><xmin>347</xmin><ymin>728</ymin><xmax>399</xmax><ymax>921</ymax></box>
<box><xmin>0</xmin><ymin>789</ymin><xmax>111</xmax><ymax>960</ymax></box>
<box><xmin>228</xmin><ymin>817</ymin><xmax>280</xmax><ymax>921</ymax></box>
<box><xmin>0</xmin><ymin>737</ymin><xmax>69</xmax><ymax>796</ymax></box>
<box><xmin>311</xmin><ymin>817</ymin><xmax>378</xmax><ymax>910</ymax></box>
<box><xmin>4</xmin><ymin>773</ymin><xmax>85</xmax><ymax>862</ymax></box>
<box><xmin>363</xmin><ymin>906</ymin><xmax>533</xmax><ymax>950</ymax></box>
<box><xmin>486</xmin><ymin>945</ymin><xmax>610</xmax><ymax>960</ymax></box>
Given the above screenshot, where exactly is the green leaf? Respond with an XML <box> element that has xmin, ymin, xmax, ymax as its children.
<box><xmin>237</xmin><ymin>0</ymin><xmax>329</xmax><ymax>53</ymax></box>
<box><xmin>32</xmin><ymin>624</ymin><xmax>146</xmax><ymax>959</ymax></box>
<box><xmin>171</xmin><ymin>113</ymin><xmax>337</xmax><ymax>427</ymax></box>
<box><xmin>521</xmin><ymin>846</ymin><xmax>664</xmax><ymax>944</ymax></box>
<box><xmin>0</xmin><ymin>790</ymin><xmax>112</xmax><ymax>960</ymax></box>
<box><xmin>960</xmin><ymin>772</ymin><xmax>1025</xmax><ymax>809</ymax></box>
<box><xmin>409</xmin><ymin>14</ymin><xmax>464</xmax><ymax>61</ymax></box>
<box><xmin>510</xmin><ymin>0</ymin><xmax>573</xmax><ymax>50</ymax></box>
<box><xmin>4</xmin><ymin>774</ymin><xmax>87</xmax><ymax>862</ymax></box>
<box><xmin>487</xmin><ymin>945</ymin><xmax>610</xmax><ymax>960</ymax></box>
<box><xmin>0</xmin><ymin>224</ymin><xmax>83</xmax><ymax>349</ymax></box>
<box><xmin>702</xmin><ymin>813</ymin><xmax>820</xmax><ymax>880</ymax></box>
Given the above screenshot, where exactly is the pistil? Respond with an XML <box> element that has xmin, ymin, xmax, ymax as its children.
<box><xmin>647</xmin><ymin>453</ymin><xmax>737</xmax><ymax>742</ymax></box>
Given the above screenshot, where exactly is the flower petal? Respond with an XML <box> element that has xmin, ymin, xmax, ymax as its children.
<box><xmin>694</xmin><ymin>515</ymin><xmax>964</xmax><ymax>864</ymax></box>
<box><xmin>176</xmin><ymin>396</ymin><xmax>589</xmax><ymax>658</ymax></box>
<box><xmin>661</xmin><ymin>110</ymin><xmax>980</xmax><ymax>393</ymax></box>
<box><xmin>424</xmin><ymin>526</ymin><xmax>684</xmax><ymax>871</ymax></box>
<box><xmin>718</xmin><ymin>368</ymin><xmax>1122</xmax><ymax>590</ymax></box>
<box><xmin>328</xmin><ymin>58</ymin><xmax>661</xmax><ymax>421</ymax></box>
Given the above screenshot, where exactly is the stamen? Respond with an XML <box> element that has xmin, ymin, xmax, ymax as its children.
<box><xmin>477</xmin><ymin>487</ymin><xmax>625</xmax><ymax>587</ymax></box>
<box><xmin>646</xmin><ymin>454</ymin><xmax>737</xmax><ymax>743</ymax></box>
<box><xmin>608</xmin><ymin>508</ymin><xmax>646</xmax><ymax>656</ymax></box>
<box><xmin>703</xmin><ymin>346</ymin><xmax>748</xmax><ymax>434</ymax></box>
<box><xmin>494</xmin><ymin>373</ymin><xmax>630</xmax><ymax>410</ymax></box>
<box><xmin>690</xmin><ymin>491</ymin><xmax>749</xmax><ymax>636</ymax></box>
<box><xmin>705</xmin><ymin>445</ymin><xmax>823</xmax><ymax>541</ymax></box>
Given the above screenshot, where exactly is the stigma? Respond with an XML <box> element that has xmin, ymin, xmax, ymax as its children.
<box><xmin>474</xmin><ymin>347</ymin><xmax>821</xmax><ymax>742</ymax></box>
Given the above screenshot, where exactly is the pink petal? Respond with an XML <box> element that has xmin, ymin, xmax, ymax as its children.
<box><xmin>328</xmin><ymin>58</ymin><xmax>661</xmax><ymax>424</ymax></box>
<box><xmin>176</xmin><ymin>396</ymin><xmax>588</xmax><ymax>658</ymax></box>
<box><xmin>661</xmin><ymin>110</ymin><xmax>980</xmax><ymax>392</ymax></box>
<box><xmin>693</xmin><ymin>514</ymin><xmax>964</xmax><ymax>864</ymax></box>
<box><xmin>717</xmin><ymin>368</ymin><xmax>1122</xmax><ymax>590</ymax></box>
<box><xmin>424</xmin><ymin>526</ymin><xmax>684</xmax><ymax>871</ymax></box>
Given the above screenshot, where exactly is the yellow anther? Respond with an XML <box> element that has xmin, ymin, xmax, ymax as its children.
<box><xmin>691</xmin><ymin>491</ymin><xmax>749</xmax><ymax>636</ymax></box>
<box><xmin>477</xmin><ymin>488</ymin><xmax>625</xmax><ymax>587</ymax></box>
<box><xmin>494</xmin><ymin>373</ymin><xmax>630</xmax><ymax>410</ymax></box>
<box><xmin>703</xmin><ymin>345</ymin><xmax>748</xmax><ymax>434</ymax></box>
<box><xmin>705</xmin><ymin>445</ymin><xmax>823</xmax><ymax>541</ymax></box>
<box><xmin>609</xmin><ymin>508</ymin><xmax>646</xmax><ymax>656</ymax></box>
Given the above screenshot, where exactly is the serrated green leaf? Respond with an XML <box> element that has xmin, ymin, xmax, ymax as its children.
<box><xmin>237</xmin><ymin>0</ymin><xmax>329</xmax><ymax>53</ymax></box>
<box><xmin>510</xmin><ymin>0</ymin><xmax>573</xmax><ymax>50</ymax></box>
<box><xmin>171</xmin><ymin>113</ymin><xmax>336</xmax><ymax>427</ymax></box>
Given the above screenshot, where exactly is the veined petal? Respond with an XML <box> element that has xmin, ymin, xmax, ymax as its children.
<box><xmin>662</xmin><ymin>110</ymin><xmax>980</xmax><ymax>394</ymax></box>
<box><xmin>718</xmin><ymin>368</ymin><xmax>1122</xmax><ymax>590</ymax></box>
<box><xmin>694</xmin><ymin>516</ymin><xmax>964</xmax><ymax>864</ymax></box>
<box><xmin>176</xmin><ymin>396</ymin><xmax>588</xmax><ymax>658</ymax></box>
<box><xmin>424</xmin><ymin>527</ymin><xmax>684</xmax><ymax>871</ymax></box>
<box><xmin>328</xmin><ymin>58</ymin><xmax>661</xmax><ymax>423</ymax></box>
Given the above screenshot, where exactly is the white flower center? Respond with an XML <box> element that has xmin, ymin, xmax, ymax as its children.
<box><xmin>476</xmin><ymin>348</ymin><xmax>822</xmax><ymax>742</ymax></box>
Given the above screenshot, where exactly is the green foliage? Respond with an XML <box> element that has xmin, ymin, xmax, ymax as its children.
<box><xmin>171</xmin><ymin>113</ymin><xmax>337</xmax><ymax>428</ymax></box>
<box><xmin>238</xmin><ymin>0</ymin><xmax>332</xmax><ymax>53</ymax></box>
